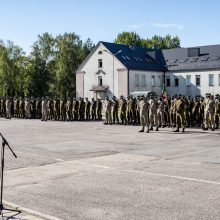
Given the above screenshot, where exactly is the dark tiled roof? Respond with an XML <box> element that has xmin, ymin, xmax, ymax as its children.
<box><xmin>162</xmin><ymin>45</ymin><xmax>220</xmax><ymax>71</ymax></box>
<box><xmin>101</xmin><ymin>41</ymin><xmax>165</xmax><ymax>72</ymax></box>
<box><xmin>101</xmin><ymin>41</ymin><xmax>220</xmax><ymax>72</ymax></box>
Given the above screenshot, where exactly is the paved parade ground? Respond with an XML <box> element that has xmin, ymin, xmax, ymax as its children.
<box><xmin>0</xmin><ymin>118</ymin><xmax>220</xmax><ymax>220</ymax></box>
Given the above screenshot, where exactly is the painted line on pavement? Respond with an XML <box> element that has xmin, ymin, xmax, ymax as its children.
<box><xmin>14</xmin><ymin>150</ymin><xmax>66</xmax><ymax>162</ymax></box>
<box><xmin>72</xmin><ymin>161</ymin><xmax>220</xmax><ymax>186</ymax></box>
<box><xmin>3</xmin><ymin>200</ymin><xmax>62</xmax><ymax>220</ymax></box>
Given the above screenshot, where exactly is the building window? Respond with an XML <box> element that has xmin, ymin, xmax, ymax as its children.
<box><xmin>195</xmin><ymin>75</ymin><xmax>200</xmax><ymax>86</ymax></box>
<box><xmin>219</xmin><ymin>74</ymin><xmax>220</xmax><ymax>86</ymax></box>
<box><xmin>166</xmin><ymin>76</ymin><xmax>170</xmax><ymax>87</ymax></box>
<box><xmin>186</xmin><ymin>75</ymin><xmax>191</xmax><ymax>86</ymax></box>
<box><xmin>209</xmin><ymin>74</ymin><xmax>214</xmax><ymax>86</ymax></box>
<box><xmin>158</xmin><ymin>76</ymin><xmax>162</xmax><ymax>87</ymax></box>
<box><xmin>98</xmin><ymin>59</ymin><xmax>103</xmax><ymax>68</ymax></box>
<box><xmin>152</xmin><ymin>76</ymin><xmax>155</xmax><ymax>87</ymax></box>
<box><xmin>174</xmin><ymin>76</ymin><xmax>179</xmax><ymax>87</ymax></box>
<box><xmin>98</xmin><ymin>76</ymin><xmax>103</xmax><ymax>86</ymax></box>
<box><xmin>141</xmin><ymin>75</ymin><xmax>146</xmax><ymax>87</ymax></box>
<box><xmin>135</xmin><ymin>74</ymin><xmax>139</xmax><ymax>87</ymax></box>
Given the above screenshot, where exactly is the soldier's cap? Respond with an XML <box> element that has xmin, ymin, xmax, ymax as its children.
<box><xmin>120</xmin><ymin>95</ymin><xmax>123</xmax><ymax>98</ymax></box>
<box><xmin>215</xmin><ymin>94</ymin><xmax>219</xmax><ymax>97</ymax></box>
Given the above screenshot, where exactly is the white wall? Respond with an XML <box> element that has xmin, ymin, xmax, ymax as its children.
<box><xmin>166</xmin><ymin>70</ymin><xmax>220</xmax><ymax>97</ymax></box>
<box><xmin>76</xmin><ymin>43</ymin><xmax>126</xmax><ymax>99</ymax></box>
<box><xmin>129</xmin><ymin>70</ymin><xmax>163</xmax><ymax>95</ymax></box>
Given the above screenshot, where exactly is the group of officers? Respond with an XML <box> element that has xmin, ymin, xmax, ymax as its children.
<box><xmin>1</xmin><ymin>94</ymin><xmax>220</xmax><ymax>133</ymax></box>
<box><xmin>0</xmin><ymin>96</ymin><xmax>103</xmax><ymax>121</ymax></box>
<box><xmin>103</xmin><ymin>93</ymin><xmax>220</xmax><ymax>133</ymax></box>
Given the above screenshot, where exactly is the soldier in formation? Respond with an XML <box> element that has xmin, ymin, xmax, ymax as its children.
<box><xmin>0</xmin><ymin>94</ymin><xmax>220</xmax><ymax>132</ymax></box>
<box><xmin>0</xmin><ymin>96</ymin><xmax>103</xmax><ymax>122</ymax></box>
<box><xmin>102</xmin><ymin>93</ymin><xmax>220</xmax><ymax>133</ymax></box>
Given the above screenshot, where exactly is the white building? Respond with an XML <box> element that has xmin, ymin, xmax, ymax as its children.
<box><xmin>76</xmin><ymin>42</ymin><xmax>220</xmax><ymax>99</ymax></box>
<box><xmin>163</xmin><ymin>46</ymin><xmax>220</xmax><ymax>97</ymax></box>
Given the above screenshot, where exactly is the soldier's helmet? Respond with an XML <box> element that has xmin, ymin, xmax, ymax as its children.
<box><xmin>120</xmin><ymin>95</ymin><xmax>123</xmax><ymax>99</ymax></box>
<box><xmin>113</xmin><ymin>96</ymin><xmax>116</xmax><ymax>99</ymax></box>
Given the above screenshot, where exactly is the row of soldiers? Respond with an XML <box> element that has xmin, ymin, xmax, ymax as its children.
<box><xmin>0</xmin><ymin>97</ymin><xmax>103</xmax><ymax>121</ymax></box>
<box><xmin>103</xmin><ymin>94</ymin><xmax>220</xmax><ymax>133</ymax></box>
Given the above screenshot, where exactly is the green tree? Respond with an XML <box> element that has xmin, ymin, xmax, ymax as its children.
<box><xmin>114</xmin><ymin>31</ymin><xmax>142</xmax><ymax>46</ymax></box>
<box><xmin>142</xmin><ymin>34</ymin><xmax>180</xmax><ymax>49</ymax></box>
<box><xmin>24</xmin><ymin>44</ymin><xmax>52</xmax><ymax>97</ymax></box>
<box><xmin>0</xmin><ymin>40</ymin><xmax>26</xmax><ymax>96</ymax></box>
<box><xmin>114</xmin><ymin>32</ymin><xmax>180</xmax><ymax>49</ymax></box>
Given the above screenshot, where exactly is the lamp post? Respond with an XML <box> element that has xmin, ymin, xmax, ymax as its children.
<box><xmin>103</xmin><ymin>49</ymin><xmax>122</xmax><ymax>97</ymax></box>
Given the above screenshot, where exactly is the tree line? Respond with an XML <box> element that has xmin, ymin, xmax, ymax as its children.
<box><xmin>114</xmin><ymin>32</ymin><xmax>180</xmax><ymax>49</ymax></box>
<box><xmin>0</xmin><ymin>32</ymin><xmax>181</xmax><ymax>97</ymax></box>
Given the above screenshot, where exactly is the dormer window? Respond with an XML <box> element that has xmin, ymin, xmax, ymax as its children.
<box><xmin>98</xmin><ymin>59</ymin><xmax>103</xmax><ymax>68</ymax></box>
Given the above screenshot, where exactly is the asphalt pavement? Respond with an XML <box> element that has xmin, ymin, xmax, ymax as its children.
<box><xmin>0</xmin><ymin>118</ymin><xmax>219</xmax><ymax>220</ymax></box>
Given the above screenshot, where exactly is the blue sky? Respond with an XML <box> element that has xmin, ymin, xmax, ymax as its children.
<box><xmin>1</xmin><ymin>0</ymin><xmax>220</xmax><ymax>54</ymax></box>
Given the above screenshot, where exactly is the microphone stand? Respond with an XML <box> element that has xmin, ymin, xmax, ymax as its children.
<box><xmin>0</xmin><ymin>133</ymin><xmax>20</xmax><ymax>218</ymax></box>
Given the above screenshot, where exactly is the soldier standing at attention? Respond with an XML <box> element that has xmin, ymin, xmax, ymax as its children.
<box><xmin>118</xmin><ymin>96</ymin><xmax>127</xmax><ymax>125</ymax></box>
<box><xmin>78</xmin><ymin>97</ymin><xmax>84</xmax><ymax>121</ymax></box>
<box><xmin>60</xmin><ymin>98</ymin><xmax>66</xmax><ymax>121</ymax></box>
<box><xmin>136</xmin><ymin>96</ymin><xmax>141</xmax><ymax>125</ymax></box>
<box><xmin>126</xmin><ymin>96</ymin><xmax>132</xmax><ymax>124</ymax></box>
<box><xmin>19</xmin><ymin>97</ymin><xmax>25</xmax><ymax>119</ymax></box>
<box><xmin>36</xmin><ymin>97</ymin><xmax>42</xmax><ymax>119</ymax></box>
<box><xmin>72</xmin><ymin>98</ymin><xmax>79</xmax><ymax>120</ymax></box>
<box><xmin>31</xmin><ymin>96</ymin><xmax>36</xmax><ymax>119</ymax></box>
<box><xmin>25</xmin><ymin>97</ymin><xmax>31</xmax><ymax>119</ymax></box>
<box><xmin>2</xmin><ymin>97</ymin><xmax>6</xmax><ymax>118</ymax></box>
<box><xmin>192</xmin><ymin>97</ymin><xmax>200</xmax><ymax>127</ymax></box>
<box><xmin>97</xmin><ymin>99</ymin><xmax>102</xmax><ymax>120</ymax></box>
<box><xmin>214</xmin><ymin>94</ymin><xmax>220</xmax><ymax>129</ymax></box>
<box><xmin>139</xmin><ymin>96</ymin><xmax>150</xmax><ymax>133</ymax></box>
<box><xmin>66</xmin><ymin>97</ymin><xmax>73</xmax><ymax>121</ymax></box>
<box><xmin>53</xmin><ymin>97</ymin><xmax>60</xmax><ymax>121</ymax></box>
<box><xmin>6</xmin><ymin>97</ymin><xmax>12</xmax><ymax>119</ymax></box>
<box><xmin>90</xmin><ymin>98</ymin><xmax>97</xmax><ymax>120</ymax></box>
<box><xmin>41</xmin><ymin>97</ymin><xmax>48</xmax><ymax>121</ymax></box>
<box><xmin>173</xmin><ymin>95</ymin><xmax>186</xmax><ymax>132</ymax></box>
<box><xmin>131</xmin><ymin>96</ymin><xmax>137</xmax><ymax>125</ymax></box>
<box><xmin>148</xmin><ymin>95</ymin><xmax>159</xmax><ymax>131</ymax></box>
<box><xmin>47</xmin><ymin>98</ymin><xmax>54</xmax><ymax>120</ymax></box>
<box><xmin>85</xmin><ymin>98</ymin><xmax>91</xmax><ymax>120</ymax></box>
<box><xmin>111</xmin><ymin>96</ymin><xmax>119</xmax><ymax>124</ymax></box>
<box><xmin>203</xmin><ymin>94</ymin><xmax>210</xmax><ymax>130</ymax></box>
<box><xmin>13</xmin><ymin>97</ymin><xmax>19</xmax><ymax>118</ymax></box>
<box><xmin>103</xmin><ymin>96</ymin><xmax>112</xmax><ymax>125</ymax></box>
<box><xmin>203</xmin><ymin>95</ymin><xmax>215</xmax><ymax>131</ymax></box>
<box><xmin>157</xmin><ymin>97</ymin><xmax>165</xmax><ymax>128</ymax></box>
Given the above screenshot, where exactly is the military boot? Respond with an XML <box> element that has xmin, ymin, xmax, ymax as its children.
<box><xmin>174</xmin><ymin>127</ymin><xmax>179</xmax><ymax>132</ymax></box>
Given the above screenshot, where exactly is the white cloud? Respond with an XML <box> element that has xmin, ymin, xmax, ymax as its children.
<box><xmin>151</xmin><ymin>23</ymin><xmax>184</xmax><ymax>31</ymax></box>
<box><xmin>128</xmin><ymin>23</ymin><xmax>145</xmax><ymax>29</ymax></box>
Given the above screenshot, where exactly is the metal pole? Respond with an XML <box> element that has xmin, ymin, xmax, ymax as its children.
<box><xmin>0</xmin><ymin>141</ymin><xmax>5</xmax><ymax>211</ymax></box>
